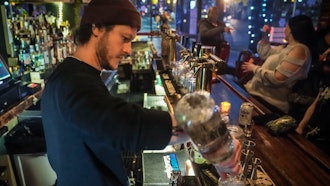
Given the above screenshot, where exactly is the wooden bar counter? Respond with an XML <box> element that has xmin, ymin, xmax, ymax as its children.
<box><xmin>211</xmin><ymin>75</ymin><xmax>330</xmax><ymax>185</ymax></box>
<box><xmin>0</xmin><ymin>89</ymin><xmax>43</xmax><ymax>128</ymax></box>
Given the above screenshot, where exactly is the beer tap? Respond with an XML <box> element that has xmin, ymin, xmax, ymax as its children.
<box><xmin>179</xmin><ymin>49</ymin><xmax>191</xmax><ymax>63</ymax></box>
<box><xmin>189</xmin><ymin>50</ymin><xmax>226</xmax><ymax>92</ymax></box>
<box><xmin>208</xmin><ymin>53</ymin><xmax>226</xmax><ymax>64</ymax></box>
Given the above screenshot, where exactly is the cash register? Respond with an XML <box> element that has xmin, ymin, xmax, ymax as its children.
<box><xmin>0</xmin><ymin>53</ymin><xmax>12</xmax><ymax>92</ymax></box>
<box><xmin>0</xmin><ymin>53</ymin><xmax>20</xmax><ymax>113</ymax></box>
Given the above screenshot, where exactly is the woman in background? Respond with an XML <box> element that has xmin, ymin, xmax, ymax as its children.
<box><xmin>242</xmin><ymin>15</ymin><xmax>317</xmax><ymax>114</ymax></box>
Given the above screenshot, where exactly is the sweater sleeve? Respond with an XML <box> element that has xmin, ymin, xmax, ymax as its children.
<box><xmin>59</xmin><ymin>74</ymin><xmax>172</xmax><ymax>152</ymax></box>
<box><xmin>199</xmin><ymin>20</ymin><xmax>225</xmax><ymax>40</ymax></box>
<box><xmin>257</xmin><ymin>41</ymin><xmax>283</xmax><ymax>60</ymax></box>
<box><xmin>253</xmin><ymin>47</ymin><xmax>308</xmax><ymax>87</ymax></box>
<box><xmin>252</xmin><ymin>65</ymin><xmax>284</xmax><ymax>87</ymax></box>
<box><xmin>200</xmin><ymin>26</ymin><xmax>224</xmax><ymax>39</ymax></box>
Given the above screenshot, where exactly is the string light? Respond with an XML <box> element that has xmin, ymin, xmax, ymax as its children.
<box><xmin>58</xmin><ymin>2</ymin><xmax>63</xmax><ymax>28</ymax></box>
<box><xmin>248</xmin><ymin>0</ymin><xmax>272</xmax><ymax>52</ymax></box>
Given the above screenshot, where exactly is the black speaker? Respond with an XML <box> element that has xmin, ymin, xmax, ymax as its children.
<box><xmin>0</xmin><ymin>83</ymin><xmax>20</xmax><ymax>113</ymax></box>
<box><xmin>142</xmin><ymin>150</ymin><xmax>189</xmax><ymax>185</ymax></box>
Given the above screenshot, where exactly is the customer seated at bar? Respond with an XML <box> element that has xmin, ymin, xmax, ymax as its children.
<box><xmin>288</xmin><ymin>19</ymin><xmax>330</xmax><ymax>121</ymax></box>
<box><xmin>316</xmin><ymin>18</ymin><xmax>330</xmax><ymax>59</ymax></box>
<box><xmin>241</xmin><ymin>15</ymin><xmax>317</xmax><ymax>114</ymax></box>
<box><xmin>295</xmin><ymin>54</ymin><xmax>330</xmax><ymax>155</ymax></box>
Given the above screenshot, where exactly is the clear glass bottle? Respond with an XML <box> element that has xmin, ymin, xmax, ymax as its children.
<box><xmin>174</xmin><ymin>91</ymin><xmax>234</xmax><ymax>162</ymax></box>
<box><xmin>29</xmin><ymin>44</ymin><xmax>39</xmax><ymax>71</ymax></box>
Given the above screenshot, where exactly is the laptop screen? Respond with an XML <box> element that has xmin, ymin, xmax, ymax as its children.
<box><xmin>0</xmin><ymin>53</ymin><xmax>11</xmax><ymax>87</ymax></box>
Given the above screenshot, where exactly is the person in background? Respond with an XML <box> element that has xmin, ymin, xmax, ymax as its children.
<box><xmin>288</xmin><ymin>18</ymin><xmax>330</xmax><ymax>121</ymax></box>
<box><xmin>241</xmin><ymin>15</ymin><xmax>317</xmax><ymax>114</ymax></box>
<box><xmin>316</xmin><ymin>18</ymin><xmax>330</xmax><ymax>60</ymax></box>
<box><xmin>41</xmin><ymin>0</ymin><xmax>242</xmax><ymax>185</ymax></box>
<box><xmin>295</xmin><ymin>53</ymin><xmax>330</xmax><ymax>155</ymax></box>
<box><xmin>198</xmin><ymin>6</ymin><xmax>232</xmax><ymax>59</ymax></box>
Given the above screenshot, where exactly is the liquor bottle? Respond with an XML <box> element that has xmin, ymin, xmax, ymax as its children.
<box><xmin>174</xmin><ymin>91</ymin><xmax>242</xmax><ymax>177</ymax></box>
<box><xmin>19</xmin><ymin>38</ymin><xmax>31</xmax><ymax>72</ymax></box>
<box><xmin>35</xmin><ymin>44</ymin><xmax>45</xmax><ymax>71</ymax></box>
<box><xmin>29</xmin><ymin>44</ymin><xmax>39</xmax><ymax>71</ymax></box>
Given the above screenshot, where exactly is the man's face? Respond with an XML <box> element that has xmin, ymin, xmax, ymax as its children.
<box><xmin>96</xmin><ymin>25</ymin><xmax>137</xmax><ymax>70</ymax></box>
<box><xmin>208</xmin><ymin>8</ymin><xmax>219</xmax><ymax>23</ymax></box>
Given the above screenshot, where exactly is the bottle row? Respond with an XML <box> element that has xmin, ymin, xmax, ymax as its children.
<box><xmin>7</xmin><ymin>12</ymin><xmax>75</xmax><ymax>79</ymax></box>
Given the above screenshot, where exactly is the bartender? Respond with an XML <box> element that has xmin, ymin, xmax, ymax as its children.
<box><xmin>41</xmin><ymin>0</ymin><xmax>242</xmax><ymax>185</ymax></box>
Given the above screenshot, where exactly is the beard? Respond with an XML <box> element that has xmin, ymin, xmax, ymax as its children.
<box><xmin>96</xmin><ymin>31</ymin><xmax>126</xmax><ymax>70</ymax></box>
<box><xmin>97</xmin><ymin>49</ymin><xmax>112</xmax><ymax>70</ymax></box>
<box><xmin>96</xmin><ymin>35</ymin><xmax>112</xmax><ymax>70</ymax></box>
<box><xmin>96</xmin><ymin>31</ymin><xmax>124</xmax><ymax>70</ymax></box>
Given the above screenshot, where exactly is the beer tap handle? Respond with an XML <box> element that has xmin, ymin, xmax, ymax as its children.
<box><xmin>196</xmin><ymin>44</ymin><xmax>202</xmax><ymax>57</ymax></box>
<box><xmin>209</xmin><ymin>53</ymin><xmax>226</xmax><ymax>64</ymax></box>
<box><xmin>191</xmin><ymin>41</ymin><xmax>196</xmax><ymax>54</ymax></box>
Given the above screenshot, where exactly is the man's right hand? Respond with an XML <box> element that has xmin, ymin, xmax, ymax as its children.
<box><xmin>262</xmin><ymin>25</ymin><xmax>271</xmax><ymax>33</ymax></box>
<box><xmin>224</xmin><ymin>26</ymin><xmax>233</xmax><ymax>33</ymax></box>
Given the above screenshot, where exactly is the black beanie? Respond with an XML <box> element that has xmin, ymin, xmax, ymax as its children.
<box><xmin>80</xmin><ymin>0</ymin><xmax>141</xmax><ymax>31</ymax></box>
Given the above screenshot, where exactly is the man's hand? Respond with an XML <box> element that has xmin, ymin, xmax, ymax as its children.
<box><xmin>169</xmin><ymin>113</ymin><xmax>190</xmax><ymax>145</ymax></box>
<box><xmin>241</xmin><ymin>58</ymin><xmax>256</xmax><ymax>73</ymax></box>
<box><xmin>224</xmin><ymin>26</ymin><xmax>233</xmax><ymax>33</ymax></box>
<box><xmin>262</xmin><ymin>25</ymin><xmax>271</xmax><ymax>32</ymax></box>
<box><xmin>202</xmin><ymin>138</ymin><xmax>243</xmax><ymax>179</ymax></box>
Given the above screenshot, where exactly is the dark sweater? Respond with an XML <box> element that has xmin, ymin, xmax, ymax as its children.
<box><xmin>198</xmin><ymin>18</ymin><xmax>226</xmax><ymax>48</ymax></box>
<box><xmin>41</xmin><ymin>57</ymin><xmax>172</xmax><ymax>186</ymax></box>
<box><xmin>306</xmin><ymin>79</ymin><xmax>330</xmax><ymax>155</ymax></box>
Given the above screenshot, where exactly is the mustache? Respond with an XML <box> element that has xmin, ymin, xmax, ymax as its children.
<box><xmin>121</xmin><ymin>54</ymin><xmax>130</xmax><ymax>58</ymax></box>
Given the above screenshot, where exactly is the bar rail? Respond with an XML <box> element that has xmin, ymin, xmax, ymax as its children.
<box><xmin>0</xmin><ymin>90</ymin><xmax>43</xmax><ymax>127</ymax></box>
